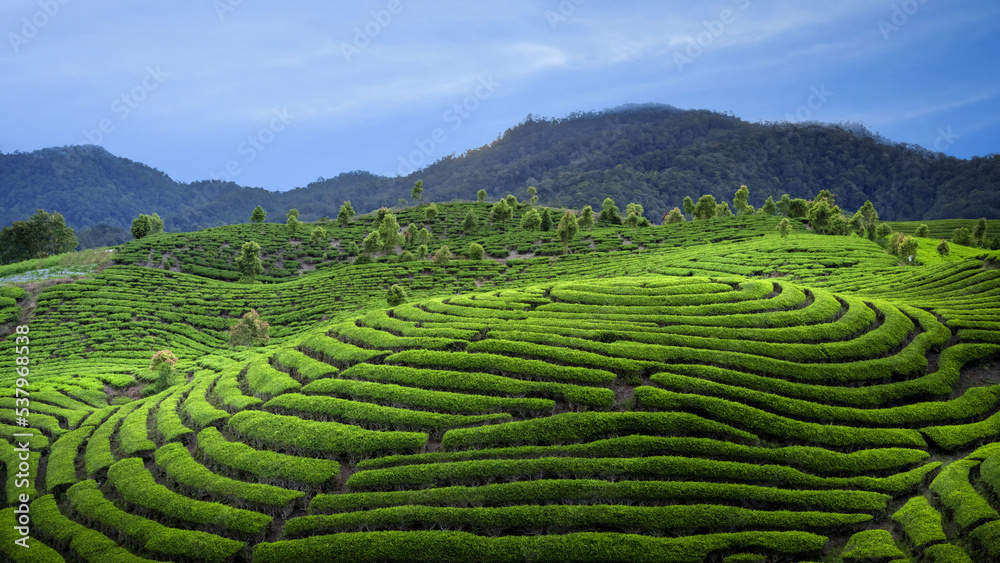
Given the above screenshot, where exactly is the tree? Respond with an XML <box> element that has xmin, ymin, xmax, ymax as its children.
<box><xmin>433</xmin><ymin>245</ymin><xmax>452</xmax><ymax>266</ymax></box>
<box><xmin>462</xmin><ymin>209</ymin><xmax>478</xmax><ymax>233</ymax></box>
<box><xmin>149</xmin><ymin>350</ymin><xmax>178</xmax><ymax>393</ymax></box>
<box><xmin>467</xmin><ymin>242</ymin><xmax>485</xmax><ymax>260</ymax></box>
<box><xmin>477</xmin><ymin>189</ymin><xmax>487</xmax><ymax>203</ymax></box>
<box><xmin>417</xmin><ymin>244</ymin><xmax>429</xmax><ymax>259</ymax></box>
<box><xmin>337</xmin><ymin>201</ymin><xmax>356</xmax><ymax>227</ymax></box>
<box><xmin>682</xmin><ymin>196</ymin><xmax>695</xmax><ymax>218</ymax></box>
<box><xmin>234</xmin><ymin>241</ymin><xmax>263</xmax><ymax>283</ymax></box>
<box><xmin>898</xmin><ymin>236</ymin><xmax>918</xmax><ymax>263</ymax></box>
<box><xmin>855</xmin><ymin>201</ymin><xmax>879</xmax><ymax>238</ymax></box>
<box><xmin>875</xmin><ymin>223</ymin><xmax>892</xmax><ymax>242</ymax></box>
<box><xmin>715</xmin><ymin>201</ymin><xmax>733</xmax><ymax>218</ymax></box>
<box><xmin>814</xmin><ymin>190</ymin><xmax>835</xmax><ymax>207</ymax></box>
<box><xmin>347</xmin><ymin>241</ymin><xmax>360</xmax><ymax>256</ymax></box>
<box><xmin>557</xmin><ymin>210</ymin><xmax>578</xmax><ymax>253</ymax></box>
<box><xmin>411</xmin><ymin>180</ymin><xmax>424</xmax><ymax>203</ymax></box>
<box><xmin>733</xmin><ymin>185</ymin><xmax>754</xmax><ymax>215</ymax></box>
<box><xmin>251</xmin><ymin>205</ymin><xmax>266</xmax><ymax>224</ymax></box>
<box><xmin>489</xmin><ymin>200</ymin><xmax>512</xmax><ymax>228</ymax></box>
<box><xmin>417</xmin><ymin>227</ymin><xmax>430</xmax><ymax>246</ymax></box>
<box><xmin>398</xmin><ymin>250</ymin><xmax>414</xmax><ymax>262</ymax></box>
<box><xmin>829</xmin><ymin>213</ymin><xmax>849</xmax><ymax>236</ymax></box>
<box><xmin>787</xmin><ymin>198</ymin><xmax>809</xmax><ymax>218</ymax></box>
<box><xmin>310</xmin><ymin>226</ymin><xmax>327</xmax><ymax>245</ymax></box>
<box><xmin>527</xmin><ymin>186</ymin><xmax>538</xmax><ymax>207</ymax></box>
<box><xmin>376</xmin><ymin>212</ymin><xmax>404</xmax><ymax>252</ymax></box>
<box><xmin>663</xmin><ymin>207</ymin><xmax>685</xmax><ymax>224</ymax></box>
<box><xmin>425</xmin><ymin>203</ymin><xmax>438</xmax><ymax>221</ymax></box>
<box><xmin>624</xmin><ymin>212</ymin><xmax>640</xmax><ymax>233</ymax></box>
<box><xmin>286</xmin><ymin>209</ymin><xmax>300</xmax><ymax>235</ymax></box>
<box><xmin>579</xmin><ymin>205</ymin><xmax>595</xmax><ymax>231</ymax></box>
<box><xmin>228</xmin><ymin>309</ymin><xmax>270</xmax><ymax>347</ymax></box>
<box><xmin>599</xmin><ymin>198</ymin><xmax>622</xmax><ymax>224</ymax></box>
<box><xmin>778</xmin><ymin>194</ymin><xmax>791</xmax><ymax>216</ymax></box>
<box><xmin>149</xmin><ymin>213</ymin><xmax>165</xmax><ymax>233</ymax></box>
<box><xmin>362</xmin><ymin>231</ymin><xmax>381</xmax><ymax>255</ymax></box>
<box><xmin>131</xmin><ymin>215</ymin><xmax>153</xmax><ymax>240</ymax></box>
<box><xmin>387</xmin><ymin>285</ymin><xmax>408</xmax><ymax>307</ymax></box>
<box><xmin>952</xmin><ymin>227</ymin><xmax>973</xmax><ymax>246</ymax></box>
<box><xmin>915</xmin><ymin>224</ymin><xmax>929</xmax><ymax>238</ymax></box>
<box><xmin>806</xmin><ymin>198</ymin><xmax>837</xmax><ymax>234</ymax></box>
<box><xmin>972</xmin><ymin>217</ymin><xmax>989</xmax><ymax>247</ymax></box>
<box><xmin>759</xmin><ymin>196</ymin><xmax>777</xmax><ymax>216</ymax></box>
<box><xmin>937</xmin><ymin>239</ymin><xmax>950</xmax><ymax>256</ymax></box>
<box><xmin>693</xmin><ymin>195</ymin><xmax>717</xmax><ymax>220</ymax></box>
<box><xmin>406</xmin><ymin>222</ymin><xmax>418</xmax><ymax>244</ymax></box>
<box><xmin>776</xmin><ymin>217</ymin><xmax>792</xmax><ymax>239</ymax></box>
<box><xmin>505</xmin><ymin>194</ymin><xmax>518</xmax><ymax>209</ymax></box>
<box><xmin>539</xmin><ymin>208</ymin><xmax>553</xmax><ymax>231</ymax></box>
<box><xmin>521</xmin><ymin>208</ymin><xmax>541</xmax><ymax>232</ymax></box>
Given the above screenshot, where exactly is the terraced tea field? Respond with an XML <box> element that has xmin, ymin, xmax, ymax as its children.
<box><xmin>0</xmin><ymin>209</ymin><xmax>999</xmax><ymax>562</ymax></box>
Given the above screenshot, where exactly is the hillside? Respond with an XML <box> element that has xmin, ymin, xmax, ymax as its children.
<box><xmin>2</xmin><ymin>105</ymin><xmax>998</xmax><ymax>241</ymax></box>
<box><xmin>1</xmin><ymin>201</ymin><xmax>999</xmax><ymax>561</ymax></box>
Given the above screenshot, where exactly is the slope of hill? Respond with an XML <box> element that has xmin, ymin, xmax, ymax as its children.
<box><xmin>2</xmin><ymin>105</ymin><xmax>998</xmax><ymax>240</ymax></box>
<box><xmin>1</xmin><ymin>201</ymin><xmax>999</xmax><ymax>561</ymax></box>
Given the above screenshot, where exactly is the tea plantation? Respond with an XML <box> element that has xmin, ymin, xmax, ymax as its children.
<box><xmin>1</xmin><ymin>202</ymin><xmax>999</xmax><ymax>562</ymax></box>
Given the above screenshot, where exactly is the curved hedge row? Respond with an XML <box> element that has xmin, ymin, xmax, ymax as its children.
<box><xmin>310</xmin><ymin>478</ymin><xmax>888</xmax><ymax>514</ymax></box>
<box><xmin>253</xmin><ymin>530</ymin><xmax>828</xmax><ymax>563</ymax></box>
<box><xmin>107</xmin><ymin>457</ymin><xmax>272</xmax><ymax>536</ymax></box>
<box><xmin>228</xmin><ymin>410</ymin><xmax>428</xmax><ymax>460</ymax></box>
<box><xmin>284</xmin><ymin>503</ymin><xmax>870</xmax><ymax>537</ymax></box>
<box><xmin>197</xmin><ymin>427</ymin><xmax>340</xmax><ymax>488</ymax></box>
<box><xmin>441</xmin><ymin>412</ymin><xmax>757</xmax><ymax>450</ymax></box>
<box><xmin>67</xmin><ymin>479</ymin><xmax>245</xmax><ymax>563</ymax></box>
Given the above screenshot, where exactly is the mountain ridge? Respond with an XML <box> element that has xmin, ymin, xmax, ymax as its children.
<box><xmin>2</xmin><ymin>105</ymin><xmax>997</xmax><ymax>236</ymax></box>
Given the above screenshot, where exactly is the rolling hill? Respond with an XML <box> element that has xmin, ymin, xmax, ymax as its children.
<box><xmin>0</xmin><ymin>201</ymin><xmax>999</xmax><ymax>561</ymax></box>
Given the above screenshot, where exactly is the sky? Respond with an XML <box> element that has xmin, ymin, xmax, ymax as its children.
<box><xmin>2</xmin><ymin>0</ymin><xmax>998</xmax><ymax>192</ymax></box>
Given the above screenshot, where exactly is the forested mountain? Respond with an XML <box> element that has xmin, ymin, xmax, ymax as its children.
<box><xmin>2</xmin><ymin>105</ymin><xmax>997</xmax><ymax>243</ymax></box>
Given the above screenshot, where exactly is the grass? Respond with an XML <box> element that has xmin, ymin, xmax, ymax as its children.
<box><xmin>0</xmin><ymin>205</ymin><xmax>998</xmax><ymax>562</ymax></box>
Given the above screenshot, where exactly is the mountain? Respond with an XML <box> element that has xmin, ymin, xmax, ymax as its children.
<box><xmin>2</xmin><ymin>106</ymin><xmax>998</xmax><ymax>243</ymax></box>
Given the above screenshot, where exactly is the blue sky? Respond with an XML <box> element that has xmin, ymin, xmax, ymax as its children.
<box><xmin>2</xmin><ymin>0</ymin><xmax>998</xmax><ymax>191</ymax></box>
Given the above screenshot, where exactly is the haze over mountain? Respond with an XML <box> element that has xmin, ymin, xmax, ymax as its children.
<box><xmin>2</xmin><ymin>105</ymin><xmax>998</xmax><ymax>242</ymax></box>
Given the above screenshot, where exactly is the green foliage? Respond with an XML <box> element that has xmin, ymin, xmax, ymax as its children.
<box><xmin>579</xmin><ymin>205</ymin><xmax>595</xmax><ymax>230</ymax></box>
<box><xmin>461</xmin><ymin>208</ymin><xmax>477</xmax><ymax>233</ymax></box>
<box><xmin>387</xmin><ymin>284</ymin><xmax>407</xmax><ymax>307</ymax></box>
<box><xmin>411</xmin><ymin>179</ymin><xmax>424</xmax><ymax>203</ymax></box>
<box><xmin>733</xmin><ymin>185</ymin><xmax>753</xmax><ymax>215</ymax></box>
<box><xmin>693</xmin><ymin>194</ymin><xmax>717</xmax><ymax>220</ymax></box>
<box><xmin>936</xmin><ymin>239</ymin><xmax>950</xmax><ymax>256</ymax></box>
<box><xmin>520</xmin><ymin>207</ymin><xmax>541</xmax><ymax>232</ymax></box>
<box><xmin>776</xmin><ymin>217</ymin><xmax>792</xmax><ymax>239</ymax></box>
<box><xmin>0</xmin><ymin>208</ymin><xmax>78</xmax><ymax>265</ymax></box>
<box><xmin>599</xmin><ymin>198</ymin><xmax>622</xmax><ymax>224</ymax></box>
<box><xmin>973</xmin><ymin>217</ymin><xmax>989</xmax><ymax>247</ymax></box>
<box><xmin>476</xmin><ymin>189</ymin><xmax>486</xmax><ymax>202</ymax></box>
<box><xmin>557</xmin><ymin>210</ymin><xmax>578</xmax><ymax>251</ymax></box>
<box><xmin>840</xmin><ymin>530</ymin><xmax>905</xmax><ymax>560</ymax></box>
<box><xmin>489</xmin><ymin>200</ymin><xmax>512</xmax><ymax>228</ymax></box>
<box><xmin>131</xmin><ymin>214</ymin><xmax>153</xmax><ymax>239</ymax></box>
<box><xmin>337</xmin><ymin>201</ymin><xmax>356</xmax><ymax>226</ymax></box>
<box><xmin>229</xmin><ymin>309</ymin><xmax>271</xmax><ymax>347</ymax></box>
<box><xmin>251</xmin><ymin>205</ymin><xmax>266</xmax><ymax>224</ymax></box>
<box><xmin>234</xmin><ymin>240</ymin><xmax>263</xmax><ymax>282</ymax></box>
<box><xmin>759</xmin><ymin>195</ymin><xmax>776</xmax><ymax>216</ymax></box>
<box><xmin>540</xmin><ymin>207</ymin><xmax>553</xmax><ymax>230</ymax></box>
<box><xmin>467</xmin><ymin>242</ymin><xmax>485</xmax><ymax>261</ymax></box>
<box><xmin>952</xmin><ymin>226</ymin><xmax>973</xmax><ymax>246</ymax></box>
<box><xmin>425</xmin><ymin>203</ymin><xmax>438</xmax><ymax>220</ymax></box>
<box><xmin>787</xmin><ymin>198</ymin><xmax>808</xmax><ymax>218</ymax></box>
<box><xmin>433</xmin><ymin>245</ymin><xmax>453</xmax><ymax>266</ymax></box>
<box><xmin>915</xmin><ymin>223</ymin><xmax>929</xmax><ymax>237</ymax></box>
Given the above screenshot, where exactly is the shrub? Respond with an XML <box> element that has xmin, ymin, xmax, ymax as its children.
<box><xmin>229</xmin><ymin>309</ymin><xmax>270</xmax><ymax>347</ymax></box>
<box><xmin>387</xmin><ymin>284</ymin><xmax>407</xmax><ymax>307</ymax></box>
